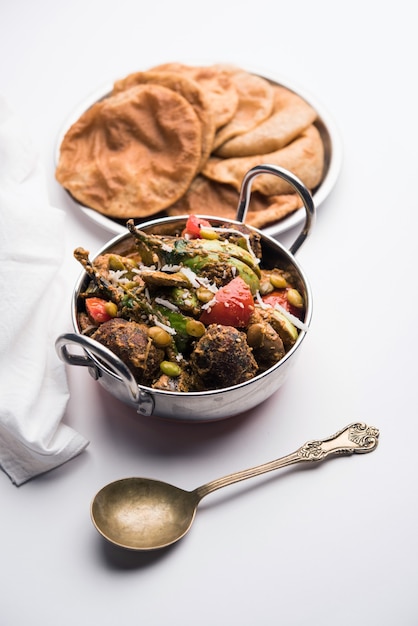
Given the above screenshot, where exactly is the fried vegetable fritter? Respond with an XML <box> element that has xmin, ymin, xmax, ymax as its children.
<box><xmin>92</xmin><ymin>318</ymin><xmax>164</xmax><ymax>385</ymax></box>
<box><xmin>190</xmin><ymin>324</ymin><xmax>258</xmax><ymax>389</ymax></box>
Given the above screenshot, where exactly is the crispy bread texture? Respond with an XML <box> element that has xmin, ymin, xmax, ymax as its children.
<box><xmin>56</xmin><ymin>63</ymin><xmax>325</xmax><ymax>228</ymax></box>
<box><xmin>113</xmin><ymin>70</ymin><xmax>215</xmax><ymax>169</ymax></box>
<box><xmin>56</xmin><ymin>84</ymin><xmax>202</xmax><ymax>218</ymax></box>
<box><xmin>202</xmin><ymin>125</ymin><xmax>324</xmax><ymax>196</ymax></box>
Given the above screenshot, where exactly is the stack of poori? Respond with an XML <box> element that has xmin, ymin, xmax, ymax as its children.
<box><xmin>56</xmin><ymin>63</ymin><xmax>325</xmax><ymax>229</ymax></box>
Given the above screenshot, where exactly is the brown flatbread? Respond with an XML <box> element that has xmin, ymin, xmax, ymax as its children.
<box><xmin>202</xmin><ymin>124</ymin><xmax>324</xmax><ymax>196</ymax></box>
<box><xmin>55</xmin><ymin>84</ymin><xmax>202</xmax><ymax>218</ymax></box>
<box><xmin>150</xmin><ymin>62</ymin><xmax>240</xmax><ymax>129</ymax></box>
<box><xmin>112</xmin><ymin>70</ymin><xmax>216</xmax><ymax>170</ymax></box>
<box><xmin>215</xmin><ymin>84</ymin><xmax>318</xmax><ymax>158</ymax></box>
<box><xmin>166</xmin><ymin>174</ymin><xmax>303</xmax><ymax>228</ymax></box>
<box><xmin>211</xmin><ymin>67</ymin><xmax>275</xmax><ymax>151</ymax></box>
<box><xmin>56</xmin><ymin>63</ymin><xmax>327</xmax><ymax>229</ymax></box>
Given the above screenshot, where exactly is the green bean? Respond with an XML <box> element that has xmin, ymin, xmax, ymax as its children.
<box><xmin>185</xmin><ymin>319</ymin><xmax>205</xmax><ymax>338</ymax></box>
<box><xmin>160</xmin><ymin>361</ymin><xmax>182</xmax><ymax>377</ymax></box>
<box><xmin>287</xmin><ymin>288</ymin><xmax>304</xmax><ymax>308</ymax></box>
<box><xmin>148</xmin><ymin>326</ymin><xmax>172</xmax><ymax>347</ymax></box>
<box><xmin>270</xmin><ymin>272</ymin><xmax>288</xmax><ymax>289</ymax></box>
<box><xmin>259</xmin><ymin>279</ymin><xmax>274</xmax><ymax>296</ymax></box>
<box><xmin>104</xmin><ymin>301</ymin><xmax>118</xmax><ymax>317</ymax></box>
<box><xmin>196</xmin><ymin>286</ymin><xmax>215</xmax><ymax>303</ymax></box>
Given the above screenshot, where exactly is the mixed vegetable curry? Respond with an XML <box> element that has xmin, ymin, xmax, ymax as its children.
<box><xmin>75</xmin><ymin>216</ymin><xmax>307</xmax><ymax>392</ymax></box>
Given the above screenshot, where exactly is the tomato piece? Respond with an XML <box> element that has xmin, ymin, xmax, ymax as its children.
<box><xmin>262</xmin><ymin>290</ymin><xmax>288</xmax><ymax>309</ymax></box>
<box><xmin>85</xmin><ymin>297</ymin><xmax>112</xmax><ymax>324</ymax></box>
<box><xmin>262</xmin><ymin>290</ymin><xmax>303</xmax><ymax>319</ymax></box>
<box><xmin>182</xmin><ymin>215</ymin><xmax>212</xmax><ymax>239</ymax></box>
<box><xmin>199</xmin><ymin>277</ymin><xmax>255</xmax><ymax>328</ymax></box>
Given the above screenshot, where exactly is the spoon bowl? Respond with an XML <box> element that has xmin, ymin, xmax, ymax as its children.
<box><xmin>92</xmin><ymin>478</ymin><xmax>199</xmax><ymax>550</ymax></box>
<box><xmin>91</xmin><ymin>422</ymin><xmax>379</xmax><ymax>551</ymax></box>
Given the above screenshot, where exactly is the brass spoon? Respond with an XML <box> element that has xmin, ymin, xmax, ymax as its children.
<box><xmin>91</xmin><ymin>422</ymin><xmax>379</xmax><ymax>551</ymax></box>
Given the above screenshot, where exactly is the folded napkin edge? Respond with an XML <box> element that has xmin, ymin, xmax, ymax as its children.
<box><xmin>0</xmin><ymin>423</ymin><xmax>90</xmax><ymax>486</ymax></box>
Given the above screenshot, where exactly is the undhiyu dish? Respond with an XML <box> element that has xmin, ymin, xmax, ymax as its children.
<box><xmin>56</xmin><ymin>165</ymin><xmax>314</xmax><ymax>421</ymax></box>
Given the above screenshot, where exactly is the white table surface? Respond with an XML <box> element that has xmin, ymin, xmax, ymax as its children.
<box><xmin>1</xmin><ymin>1</ymin><xmax>417</xmax><ymax>624</ymax></box>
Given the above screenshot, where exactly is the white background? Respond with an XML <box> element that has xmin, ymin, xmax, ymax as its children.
<box><xmin>1</xmin><ymin>1</ymin><xmax>417</xmax><ymax>624</ymax></box>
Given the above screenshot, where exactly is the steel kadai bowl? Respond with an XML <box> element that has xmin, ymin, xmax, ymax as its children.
<box><xmin>55</xmin><ymin>165</ymin><xmax>314</xmax><ymax>422</ymax></box>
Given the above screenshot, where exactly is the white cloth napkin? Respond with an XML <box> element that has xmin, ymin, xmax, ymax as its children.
<box><xmin>0</xmin><ymin>97</ymin><xmax>89</xmax><ymax>486</ymax></box>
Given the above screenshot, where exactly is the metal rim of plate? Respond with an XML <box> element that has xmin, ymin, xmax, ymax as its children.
<box><xmin>55</xmin><ymin>68</ymin><xmax>343</xmax><ymax>238</ymax></box>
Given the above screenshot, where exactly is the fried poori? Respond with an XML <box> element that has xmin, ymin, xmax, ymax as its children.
<box><xmin>210</xmin><ymin>66</ymin><xmax>275</xmax><ymax>150</ymax></box>
<box><xmin>215</xmin><ymin>84</ymin><xmax>318</xmax><ymax>158</ymax></box>
<box><xmin>202</xmin><ymin>124</ymin><xmax>324</xmax><ymax>196</ymax></box>
<box><xmin>56</xmin><ymin>84</ymin><xmax>202</xmax><ymax>218</ymax></box>
<box><xmin>112</xmin><ymin>70</ymin><xmax>216</xmax><ymax>169</ymax></box>
<box><xmin>150</xmin><ymin>62</ymin><xmax>240</xmax><ymax>129</ymax></box>
<box><xmin>166</xmin><ymin>174</ymin><xmax>303</xmax><ymax>228</ymax></box>
<box><xmin>56</xmin><ymin>62</ymin><xmax>326</xmax><ymax>230</ymax></box>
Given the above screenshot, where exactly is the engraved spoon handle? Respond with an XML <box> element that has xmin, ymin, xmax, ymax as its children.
<box><xmin>194</xmin><ymin>423</ymin><xmax>379</xmax><ymax>501</ymax></box>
